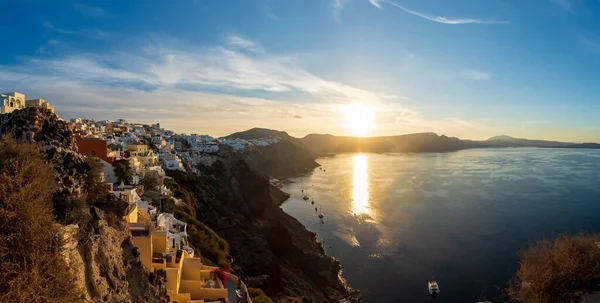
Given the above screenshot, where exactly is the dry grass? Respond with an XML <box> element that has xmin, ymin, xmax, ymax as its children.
<box><xmin>0</xmin><ymin>136</ymin><xmax>83</xmax><ymax>302</ymax></box>
<box><xmin>248</xmin><ymin>288</ymin><xmax>273</xmax><ymax>303</ymax></box>
<box><xmin>507</xmin><ymin>233</ymin><xmax>600</xmax><ymax>302</ymax></box>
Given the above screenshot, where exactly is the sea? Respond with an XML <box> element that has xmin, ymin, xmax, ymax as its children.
<box><xmin>281</xmin><ymin>148</ymin><xmax>600</xmax><ymax>303</ymax></box>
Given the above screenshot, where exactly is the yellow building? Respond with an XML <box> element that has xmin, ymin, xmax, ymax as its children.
<box><xmin>129</xmin><ymin>210</ymin><xmax>252</xmax><ymax>303</ymax></box>
<box><xmin>25</xmin><ymin>98</ymin><xmax>55</xmax><ymax>113</ymax></box>
<box><xmin>1</xmin><ymin>92</ymin><xmax>25</xmax><ymax>114</ymax></box>
<box><xmin>128</xmin><ymin>143</ymin><xmax>158</xmax><ymax>168</ymax></box>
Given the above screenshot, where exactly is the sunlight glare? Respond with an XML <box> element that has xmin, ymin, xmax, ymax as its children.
<box><xmin>342</xmin><ymin>104</ymin><xmax>374</xmax><ymax>136</ymax></box>
<box><xmin>352</xmin><ymin>154</ymin><xmax>371</xmax><ymax>216</ymax></box>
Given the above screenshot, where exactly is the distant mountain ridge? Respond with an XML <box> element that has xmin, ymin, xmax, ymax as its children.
<box><xmin>484</xmin><ymin>135</ymin><xmax>573</xmax><ymax>148</ymax></box>
<box><xmin>226</xmin><ymin>129</ymin><xmax>595</xmax><ymax>157</ymax></box>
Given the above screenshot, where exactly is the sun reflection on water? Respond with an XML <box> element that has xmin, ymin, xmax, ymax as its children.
<box><xmin>352</xmin><ymin>154</ymin><xmax>371</xmax><ymax>216</ymax></box>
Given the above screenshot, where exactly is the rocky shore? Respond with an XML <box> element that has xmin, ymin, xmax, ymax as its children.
<box><xmin>169</xmin><ymin>145</ymin><xmax>351</xmax><ymax>302</ymax></box>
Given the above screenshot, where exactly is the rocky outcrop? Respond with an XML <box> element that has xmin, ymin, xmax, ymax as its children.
<box><xmin>242</xmin><ymin>140</ymin><xmax>320</xmax><ymax>180</ymax></box>
<box><xmin>224</xmin><ymin>128</ymin><xmax>320</xmax><ymax>180</ymax></box>
<box><xmin>81</xmin><ymin>208</ymin><xmax>167</xmax><ymax>303</ymax></box>
<box><xmin>0</xmin><ymin>107</ymin><xmax>88</xmax><ymax>199</ymax></box>
<box><xmin>170</xmin><ymin>154</ymin><xmax>350</xmax><ymax>302</ymax></box>
<box><xmin>1</xmin><ymin>108</ymin><xmax>167</xmax><ymax>303</ymax></box>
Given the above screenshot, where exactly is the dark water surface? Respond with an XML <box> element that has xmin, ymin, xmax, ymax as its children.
<box><xmin>281</xmin><ymin>148</ymin><xmax>600</xmax><ymax>302</ymax></box>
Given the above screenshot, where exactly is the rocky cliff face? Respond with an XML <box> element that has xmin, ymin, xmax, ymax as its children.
<box><xmin>224</xmin><ymin>128</ymin><xmax>320</xmax><ymax>180</ymax></box>
<box><xmin>0</xmin><ymin>107</ymin><xmax>88</xmax><ymax>199</ymax></box>
<box><xmin>242</xmin><ymin>140</ymin><xmax>320</xmax><ymax>180</ymax></box>
<box><xmin>171</xmin><ymin>151</ymin><xmax>350</xmax><ymax>302</ymax></box>
<box><xmin>0</xmin><ymin>108</ymin><xmax>168</xmax><ymax>303</ymax></box>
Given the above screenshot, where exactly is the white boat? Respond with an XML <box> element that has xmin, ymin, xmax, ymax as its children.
<box><xmin>428</xmin><ymin>281</ymin><xmax>440</xmax><ymax>295</ymax></box>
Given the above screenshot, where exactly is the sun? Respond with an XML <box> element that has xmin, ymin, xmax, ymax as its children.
<box><xmin>342</xmin><ymin>103</ymin><xmax>374</xmax><ymax>136</ymax></box>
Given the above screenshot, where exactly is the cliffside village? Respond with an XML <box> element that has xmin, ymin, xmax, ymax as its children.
<box><xmin>1</xmin><ymin>92</ymin><xmax>287</xmax><ymax>303</ymax></box>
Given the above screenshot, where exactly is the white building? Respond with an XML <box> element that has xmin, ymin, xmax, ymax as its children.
<box><xmin>25</xmin><ymin>98</ymin><xmax>54</xmax><ymax>113</ymax></box>
<box><xmin>1</xmin><ymin>92</ymin><xmax>26</xmax><ymax>114</ymax></box>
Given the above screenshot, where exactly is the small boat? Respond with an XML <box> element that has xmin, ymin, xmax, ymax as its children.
<box><xmin>321</xmin><ymin>219</ymin><xmax>325</xmax><ymax>224</ymax></box>
<box><xmin>311</xmin><ymin>200</ymin><xmax>314</xmax><ymax>205</ymax></box>
<box><xmin>318</xmin><ymin>206</ymin><xmax>324</xmax><ymax>219</ymax></box>
<box><xmin>428</xmin><ymin>281</ymin><xmax>440</xmax><ymax>295</ymax></box>
<box><xmin>303</xmin><ymin>195</ymin><xmax>309</xmax><ymax>200</ymax></box>
<box><xmin>315</xmin><ymin>207</ymin><xmax>318</xmax><ymax>212</ymax></box>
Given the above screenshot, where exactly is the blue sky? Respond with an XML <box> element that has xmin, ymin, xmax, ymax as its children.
<box><xmin>0</xmin><ymin>0</ymin><xmax>599</xmax><ymax>141</ymax></box>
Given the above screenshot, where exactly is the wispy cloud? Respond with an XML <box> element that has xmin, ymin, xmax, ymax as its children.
<box><xmin>462</xmin><ymin>70</ymin><xmax>492</xmax><ymax>81</ymax></box>
<box><xmin>551</xmin><ymin>0</ymin><xmax>574</xmax><ymax>13</ymax></box>
<box><xmin>578</xmin><ymin>34</ymin><xmax>600</xmax><ymax>51</ymax></box>
<box><xmin>43</xmin><ymin>21</ymin><xmax>111</xmax><ymax>39</ymax></box>
<box><xmin>332</xmin><ymin>0</ymin><xmax>348</xmax><ymax>23</ymax></box>
<box><xmin>228</xmin><ymin>35</ymin><xmax>263</xmax><ymax>53</ymax></box>
<box><xmin>73</xmin><ymin>3</ymin><xmax>111</xmax><ymax>18</ymax></box>
<box><xmin>370</xmin><ymin>0</ymin><xmax>508</xmax><ymax>25</ymax></box>
<box><xmin>369</xmin><ymin>0</ymin><xmax>382</xmax><ymax>9</ymax></box>
<box><xmin>0</xmin><ymin>35</ymin><xmax>486</xmax><ymax>138</ymax></box>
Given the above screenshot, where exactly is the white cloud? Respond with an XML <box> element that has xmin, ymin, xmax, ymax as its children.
<box><xmin>578</xmin><ymin>34</ymin><xmax>600</xmax><ymax>51</ymax></box>
<box><xmin>228</xmin><ymin>35</ymin><xmax>263</xmax><ymax>53</ymax></box>
<box><xmin>0</xmin><ymin>35</ymin><xmax>489</xmax><ymax>138</ymax></box>
<box><xmin>369</xmin><ymin>0</ymin><xmax>382</xmax><ymax>9</ymax></box>
<box><xmin>73</xmin><ymin>3</ymin><xmax>111</xmax><ymax>18</ymax></box>
<box><xmin>43</xmin><ymin>21</ymin><xmax>111</xmax><ymax>38</ymax></box>
<box><xmin>370</xmin><ymin>0</ymin><xmax>508</xmax><ymax>25</ymax></box>
<box><xmin>332</xmin><ymin>0</ymin><xmax>348</xmax><ymax>23</ymax></box>
<box><xmin>551</xmin><ymin>0</ymin><xmax>574</xmax><ymax>13</ymax></box>
<box><xmin>462</xmin><ymin>70</ymin><xmax>492</xmax><ymax>80</ymax></box>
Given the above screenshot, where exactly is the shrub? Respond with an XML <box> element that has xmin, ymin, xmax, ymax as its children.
<box><xmin>248</xmin><ymin>288</ymin><xmax>272</xmax><ymax>303</ymax></box>
<box><xmin>140</xmin><ymin>174</ymin><xmax>159</xmax><ymax>191</ymax></box>
<box><xmin>113</xmin><ymin>159</ymin><xmax>133</xmax><ymax>184</ymax></box>
<box><xmin>506</xmin><ymin>233</ymin><xmax>600</xmax><ymax>302</ymax></box>
<box><xmin>0</xmin><ymin>136</ymin><xmax>83</xmax><ymax>302</ymax></box>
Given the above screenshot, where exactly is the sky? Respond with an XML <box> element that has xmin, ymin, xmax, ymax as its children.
<box><xmin>0</xmin><ymin>0</ymin><xmax>599</xmax><ymax>142</ymax></box>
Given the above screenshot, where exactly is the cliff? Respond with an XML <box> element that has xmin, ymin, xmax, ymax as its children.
<box><xmin>225</xmin><ymin>128</ymin><xmax>320</xmax><ymax>179</ymax></box>
<box><xmin>170</xmin><ymin>149</ymin><xmax>350</xmax><ymax>302</ymax></box>
<box><xmin>0</xmin><ymin>108</ymin><xmax>168</xmax><ymax>303</ymax></box>
<box><xmin>242</xmin><ymin>140</ymin><xmax>320</xmax><ymax>180</ymax></box>
<box><xmin>302</xmin><ymin>132</ymin><xmax>474</xmax><ymax>154</ymax></box>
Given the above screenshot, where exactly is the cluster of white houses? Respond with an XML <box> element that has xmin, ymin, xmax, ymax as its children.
<box><xmin>1</xmin><ymin>92</ymin><xmax>277</xmax><ymax>303</ymax></box>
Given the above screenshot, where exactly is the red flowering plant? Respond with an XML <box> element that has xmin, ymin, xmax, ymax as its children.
<box><xmin>212</xmin><ymin>267</ymin><xmax>228</xmax><ymax>284</ymax></box>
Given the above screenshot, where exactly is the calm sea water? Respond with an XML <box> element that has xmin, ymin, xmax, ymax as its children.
<box><xmin>281</xmin><ymin>148</ymin><xmax>600</xmax><ymax>303</ymax></box>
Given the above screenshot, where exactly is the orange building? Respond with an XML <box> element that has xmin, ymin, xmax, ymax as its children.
<box><xmin>74</xmin><ymin>135</ymin><xmax>114</xmax><ymax>163</ymax></box>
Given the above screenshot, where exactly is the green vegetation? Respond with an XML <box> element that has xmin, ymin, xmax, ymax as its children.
<box><xmin>507</xmin><ymin>233</ymin><xmax>600</xmax><ymax>302</ymax></box>
<box><xmin>140</xmin><ymin>174</ymin><xmax>159</xmax><ymax>191</ymax></box>
<box><xmin>162</xmin><ymin>175</ymin><xmax>231</xmax><ymax>269</ymax></box>
<box><xmin>113</xmin><ymin>159</ymin><xmax>133</xmax><ymax>184</ymax></box>
<box><xmin>175</xmin><ymin>207</ymin><xmax>231</xmax><ymax>269</ymax></box>
<box><xmin>0</xmin><ymin>137</ymin><xmax>83</xmax><ymax>302</ymax></box>
<box><xmin>248</xmin><ymin>288</ymin><xmax>272</xmax><ymax>303</ymax></box>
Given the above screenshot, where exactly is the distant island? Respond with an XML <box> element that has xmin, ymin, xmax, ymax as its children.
<box><xmin>540</xmin><ymin>143</ymin><xmax>600</xmax><ymax>149</ymax></box>
<box><xmin>225</xmin><ymin>128</ymin><xmax>600</xmax><ymax>156</ymax></box>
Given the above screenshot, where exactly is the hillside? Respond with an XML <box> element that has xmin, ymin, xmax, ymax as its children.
<box><xmin>484</xmin><ymin>135</ymin><xmax>573</xmax><ymax>147</ymax></box>
<box><xmin>301</xmin><ymin>132</ymin><xmax>477</xmax><ymax>154</ymax></box>
<box><xmin>225</xmin><ymin>127</ymin><xmax>311</xmax><ymax>153</ymax></box>
<box><xmin>167</xmin><ymin>150</ymin><xmax>349</xmax><ymax>302</ymax></box>
<box><xmin>0</xmin><ymin>108</ymin><xmax>167</xmax><ymax>303</ymax></box>
<box><xmin>242</xmin><ymin>140</ymin><xmax>320</xmax><ymax>180</ymax></box>
<box><xmin>225</xmin><ymin>128</ymin><xmax>319</xmax><ymax>179</ymax></box>
<box><xmin>539</xmin><ymin>143</ymin><xmax>600</xmax><ymax>149</ymax></box>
